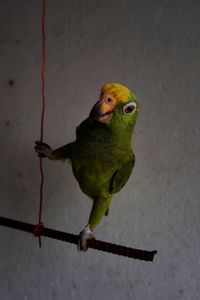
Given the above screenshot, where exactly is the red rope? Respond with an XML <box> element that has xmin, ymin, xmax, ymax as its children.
<box><xmin>41</xmin><ymin>0</ymin><xmax>46</xmax><ymax>143</ymax></box>
<box><xmin>35</xmin><ymin>0</ymin><xmax>46</xmax><ymax>247</ymax></box>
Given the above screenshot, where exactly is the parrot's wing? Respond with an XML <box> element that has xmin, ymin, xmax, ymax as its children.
<box><xmin>110</xmin><ymin>154</ymin><xmax>135</xmax><ymax>194</ymax></box>
<box><xmin>52</xmin><ymin>142</ymin><xmax>74</xmax><ymax>161</ymax></box>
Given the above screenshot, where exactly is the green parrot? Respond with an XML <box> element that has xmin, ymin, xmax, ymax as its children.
<box><xmin>35</xmin><ymin>83</ymin><xmax>139</xmax><ymax>251</ymax></box>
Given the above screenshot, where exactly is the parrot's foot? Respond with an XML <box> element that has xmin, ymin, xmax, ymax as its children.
<box><xmin>35</xmin><ymin>141</ymin><xmax>53</xmax><ymax>159</ymax></box>
<box><xmin>77</xmin><ymin>225</ymin><xmax>95</xmax><ymax>252</ymax></box>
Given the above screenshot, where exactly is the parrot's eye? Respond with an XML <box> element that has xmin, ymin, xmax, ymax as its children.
<box><xmin>105</xmin><ymin>97</ymin><xmax>113</xmax><ymax>103</ymax></box>
<box><xmin>123</xmin><ymin>102</ymin><xmax>137</xmax><ymax>115</ymax></box>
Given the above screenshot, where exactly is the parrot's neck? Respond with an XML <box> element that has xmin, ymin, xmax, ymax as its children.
<box><xmin>109</xmin><ymin>121</ymin><xmax>136</xmax><ymax>151</ymax></box>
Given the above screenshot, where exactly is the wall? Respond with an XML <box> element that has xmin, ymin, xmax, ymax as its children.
<box><xmin>0</xmin><ymin>0</ymin><xmax>200</xmax><ymax>299</ymax></box>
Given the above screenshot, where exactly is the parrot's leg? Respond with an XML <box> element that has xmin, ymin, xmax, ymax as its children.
<box><xmin>35</xmin><ymin>142</ymin><xmax>74</xmax><ymax>161</ymax></box>
<box><xmin>78</xmin><ymin>195</ymin><xmax>112</xmax><ymax>252</ymax></box>
<box><xmin>52</xmin><ymin>143</ymin><xmax>74</xmax><ymax>161</ymax></box>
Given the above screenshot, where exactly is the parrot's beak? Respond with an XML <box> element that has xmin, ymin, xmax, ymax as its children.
<box><xmin>89</xmin><ymin>99</ymin><xmax>113</xmax><ymax>124</ymax></box>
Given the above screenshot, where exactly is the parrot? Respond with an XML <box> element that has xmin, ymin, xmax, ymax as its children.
<box><xmin>35</xmin><ymin>83</ymin><xmax>139</xmax><ymax>251</ymax></box>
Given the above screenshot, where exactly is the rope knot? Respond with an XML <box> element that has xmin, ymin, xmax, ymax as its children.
<box><xmin>34</xmin><ymin>222</ymin><xmax>44</xmax><ymax>237</ymax></box>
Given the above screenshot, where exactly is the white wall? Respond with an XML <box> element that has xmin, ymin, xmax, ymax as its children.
<box><xmin>0</xmin><ymin>1</ymin><xmax>200</xmax><ymax>299</ymax></box>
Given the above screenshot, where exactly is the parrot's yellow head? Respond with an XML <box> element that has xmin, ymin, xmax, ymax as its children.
<box><xmin>89</xmin><ymin>83</ymin><xmax>139</xmax><ymax>125</ymax></box>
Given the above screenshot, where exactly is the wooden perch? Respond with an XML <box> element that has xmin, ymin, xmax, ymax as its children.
<box><xmin>0</xmin><ymin>216</ymin><xmax>157</xmax><ymax>261</ymax></box>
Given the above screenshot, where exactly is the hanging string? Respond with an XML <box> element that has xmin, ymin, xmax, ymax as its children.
<box><xmin>41</xmin><ymin>0</ymin><xmax>46</xmax><ymax>143</ymax></box>
<box><xmin>34</xmin><ymin>0</ymin><xmax>46</xmax><ymax>247</ymax></box>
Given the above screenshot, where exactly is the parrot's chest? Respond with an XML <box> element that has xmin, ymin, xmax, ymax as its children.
<box><xmin>71</xmin><ymin>129</ymin><xmax>131</xmax><ymax>198</ymax></box>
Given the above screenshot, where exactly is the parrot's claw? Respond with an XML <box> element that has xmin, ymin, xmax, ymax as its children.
<box><xmin>77</xmin><ymin>225</ymin><xmax>95</xmax><ymax>252</ymax></box>
<box><xmin>34</xmin><ymin>141</ymin><xmax>53</xmax><ymax>159</ymax></box>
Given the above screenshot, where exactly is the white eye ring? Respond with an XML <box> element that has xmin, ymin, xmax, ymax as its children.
<box><xmin>123</xmin><ymin>102</ymin><xmax>137</xmax><ymax>115</ymax></box>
